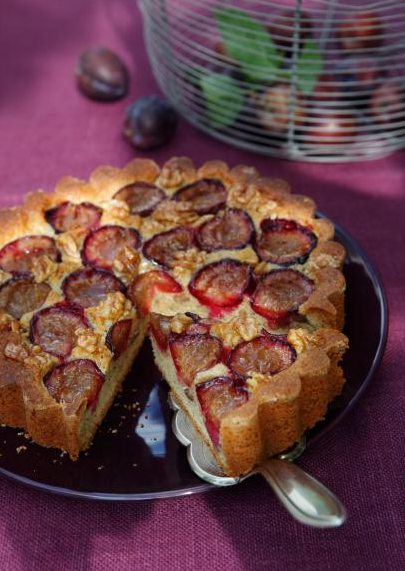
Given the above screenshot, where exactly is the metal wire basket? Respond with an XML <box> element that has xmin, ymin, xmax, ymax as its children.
<box><xmin>140</xmin><ymin>0</ymin><xmax>405</xmax><ymax>162</ymax></box>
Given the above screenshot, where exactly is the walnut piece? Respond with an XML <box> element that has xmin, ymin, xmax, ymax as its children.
<box><xmin>287</xmin><ymin>328</ymin><xmax>312</xmax><ymax>354</ymax></box>
<box><xmin>56</xmin><ymin>230</ymin><xmax>83</xmax><ymax>261</ymax></box>
<box><xmin>31</xmin><ymin>255</ymin><xmax>58</xmax><ymax>283</ymax></box>
<box><xmin>85</xmin><ymin>292</ymin><xmax>135</xmax><ymax>334</ymax></box>
<box><xmin>211</xmin><ymin>306</ymin><xmax>264</xmax><ymax>347</ymax></box>
<box><xmin>228</xmin><ymin>182</ymin><xmax>278</xmax><ymax>214</ymax></box>
<box><xmin>0</xmin><ymin>313</ymin><xmax>20</xmax><ymax>332</ymax></box>
<box><xmin>157</xmin><ymin>157</ymin><xmax>196</xmax><ymax>190</ymax></box>
<box><xmin>112</xmin><ymin>246</ymin><xmax>140</xmax><ymax>283</ymax></box>
<box><xmin>170</xmin><ymin>248</ymin><xmax>207</xmax><ymax>282</ymax></box>
<box><xmin>140</xmin><ymin>200</ymin><xmax>199</xmax><ymax>237</ymax></box>
<box><xmin>0</xmin><ymin>269</ymin><xmax>11</xmax><ymax>285</ymax></box>
<box><xmin>100</xmin><ymin>199</ymin><xmax>142</xmax><ymax>229</ymax></box>
<box><xmin>4</xmin><ymin>342</ymin><xmax>29</xmax><ymax>361</ymax></box>
<box><xmin>246</xmin><ymin>372</ymin><xmax>269</xmax><ymax>392</ymax></box>
<box><xmin>170</xmin><ymin>313</ymin><xmax>193</xmax><ymax>334</ymax></box>
<box><xmin>75</xmin><ymin>328</ymin><xmax>101</xmax><ymax>353</ymax></box>
<box><xmin>4</xmin><ymin>340</ymin><xmax>57</xmax><ymax>374</ymax></box>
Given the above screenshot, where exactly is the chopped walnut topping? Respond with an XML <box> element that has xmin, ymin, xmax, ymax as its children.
<box><xmin>71</xmin><ymin>344</ymin><xmax>112</xmax><ymax>373</ymax></box>
<box><xmin>228</xmin><ymin>178</ymin><xmax>297</xmax><ymax>220</ymax></box>
<box><xmin>56</xmin><ymin>230</ymin><xmax>84</xmax><ymax>261</ymax></box>
<box><xmin>211</xmin><ymin>305</ymin><xmax>264</xmax><ymax>347</ymax></box>
<box><xmin>72</xmin><ymin>327</ymin><xmax>113</xmax><ymax>370</ymax></box>
<box><xmin>31</xmin><ymin>255</ymin><xmax>58</xmax><ymax>283</ymax></box>
<box><xmin>46</xmin><ymin>261</ymin><xmax>82</xmax><ymax>292</ymax></box>
<box><xmin>75</xmin><ymin>328</ymin><xmax>101</xmax><ymax>353</ymax></box>
<box><xmin>154</xmin><ymin>200</ymin><xmax>199</xmax><ymax>224</ymax></box>
<box><xmin>306</xmin><ymin>253</ymin><xmax>341</xmax><ymax>275</ymax></box>
<box><xmin>170</xmin><ymin>248</ymin><xmax>207</xmax><ymax>282</ymax></box>
<box><xmin>112</xmin><ymin>247</ymin><xmax>140</xmax><ymax>284</ymax></box>
<box><xmin>100</xmin><ymin>199</ymin><xmax>142</xmax><ymax>229</ymax></box>
<box><xmin>254</xmin><ymin>261</ymin><xmax>270</xmax><ymax>275</ymax></box>
<box><xmin>287</xmin><ymin>328</ymin><xmax>311</xmax><ymax>354</ymax></box>
<box><xmin>4</xmin><ymin>342</ymin><xmax>29</xmax><ymax>361</ymax></box>
<box><xmin>141</xmin><ymin>200</ymin><xmax>200</xmax><ymax>238</ymax></box>
<box><xmin>170</xmin><ymin>313</ymin><xmax>193</xmax><ymax>334</ymax></box>
<box><xmin>228</xmin><ymin>182</ymin><xmax>277</xmax><ymax>213</ymax></box>
<box><xmin>246</xmin><ymin>372</ymin><xmax>270</xmax><ymax>392</ymax></box>
<box><xmin>157</xmin><ymin>158</ymin><xmax>196</xmax><ymax>190</ymax></box>
<box><xmin>85</xmin><ymin>292</ymin><xmax>135</xmax><ymax>334</ymax></box>
<box><xmin>4</xmin><ymin>340</ymin><xmax>57</xmax><ymax>374</ymax></box>
<box><xmin>0</xmin><ymin>313</ymin><xmax>19</xmax><ymax>332</ymax></box>
<box><xmin>0</xmin><ymin>269</ymin><xmax>11</xmax><ymax>285</ymax></box>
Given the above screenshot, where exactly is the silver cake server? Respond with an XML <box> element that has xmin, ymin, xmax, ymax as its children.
<box><xmin>168</xmin><ymin>395</ymin><xmax>346</xmax><ymax>528</ymax></box>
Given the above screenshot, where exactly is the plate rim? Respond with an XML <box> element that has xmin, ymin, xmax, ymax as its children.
<box><xmin>0</xmin><ymin>214</ymin><xmax>388</xmax><ymax>501</ymax></box>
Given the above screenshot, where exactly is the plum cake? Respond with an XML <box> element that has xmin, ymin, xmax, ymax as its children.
<box><xmin>0</xmin><ymin>157</ymin><xmax>348</xmax><ymax>476</ymax></box>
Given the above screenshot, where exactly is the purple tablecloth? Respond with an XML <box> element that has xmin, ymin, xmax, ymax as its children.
<box><xmin>0</xmin><ymin>1</ymin><xmax>404</xmax><ymax>569</ymax></box>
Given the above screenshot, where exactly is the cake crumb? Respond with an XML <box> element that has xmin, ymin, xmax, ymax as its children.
<box><xmin>111</xmin><ymin>429</ymin><xmax>118</xmax><ymax>434</ymax></box>
<box><xmin>16</xmin><ymin>446</ymin><xmax>27</xmax><ymax>453</ymax></box>
<box><xmin>97</xmin><ymin>465</ymin><xmax>104</xmax><ymax>471</ymax></box>
<box><xmin>132</xmin><ymin>463</ymin><xmax>138</xmax><ymax>467</ymax></box>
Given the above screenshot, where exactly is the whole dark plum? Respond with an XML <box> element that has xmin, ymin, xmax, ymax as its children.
<box><xmin>123</xmin><ymin>96</ymin><xmax>178</xmax><ymax>150</ymax></box>
<box><xmin>76</xmin><ymin>47</ymin><xmax>129</xmax><ymax>101</ymax></box>
<box><xmin>338</xmin><ymin>11</ymin><xmax>384</xmax><ymax>52</ymax></box>
<box><xmin>333</xmin><ymin>56</ymin><xmax>383</xmax><ymax>102</ymax></box>
<box><xmin>369</xmin><ymin>82</ymin><xmax>405</xmax><ymax>127</ymax></box>
<box><xmin>267</xmin><ymin>9</ymin><xmax>313</xmax><ymax>56</ymax></box>
<box><xmin>250</xmin><ymin>83</ymin><xmax>306</xmax><ymax>135</ymax></box>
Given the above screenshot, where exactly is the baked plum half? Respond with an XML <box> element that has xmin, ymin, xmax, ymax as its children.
<box><xmin>45</xmin><ymin>202</ymin><xmax>102</xmax><ymax>233</ymax></box>
<box><xmin>113</xmin><ymin>182</ymin><xmax>166</xmax><ymax>217</ymax></box>
<box><xmin>196</xmin><ymin>376</ymin><xmax>249</xmax><ymax>447</ymax></box>
<box><xmin>106</xmin><ymin>318</ymin><xmax>133</xmax><ymax>358</ymax></box>
<box><xmin>0</xmin><ymin>236</ymin><xmax>60</xmax><ymax>275</ymax></box>
<box><xmin>127</xmin><ymin>270</ymin><xmax>182</xmax><ymax>315</ymax></box>
<box><xmin>63</xmin><ymin>267</ymin><xmax>125</xmax><ymax>309</ymax></box>
<box><xmin>30</xmin><ymin>304</ymin><xmax>89</xmax><ymax>358</ymax></box>
<box><xmin>229</xmin><ymin>332</ymin><xmax>296</xmax><ymax>377</ymax></box>
<box><xmin>81</xmin><ymin>225</ymin><xmax>141</xmax><ymax>270</ymax></box>
<box><xmin>149</xmin><ymin>313</ymin><xmax>172</xmax><ymax>351</ymax></box>
<box><xmin>143</xmin><ymin>226</ymin><xmax>195</xmax><ymax>268</ymax></box>
<box><xmin>169</xmin><ymin>332</ymin><xmax>222</xmax><ymax>385</ymax></box>
<box><xmin>251</xmin><ymin>269</ymin><xmax>314</xmax><ymax>325</ymax></box>
<box><xmin>173</xmin><ymin>178</ymin><xmax>227</xmax><ymax>215</ymax></box>
<box><xmin>0</xmin><ymin>277</ymin><xmax>50</xmax><ymax>319</ymax></box>
<box><xmin>189</xmin><ymin>259</ymin><xmax>251</xmax><ymax>308</ymax></box>
<box><xmin>196</xmin><ymin>208</ymin><xmax>255</xmax><ymax>252</ymax></box>
<box><xmin>44</xmin><ymin>359</ymin><xmax>104</xmax><ymax>411</ymax></box>
<box><xmin>255</xmin><ymin>219</ymin><xmax>317</xmax><ymax>266</ymax></box>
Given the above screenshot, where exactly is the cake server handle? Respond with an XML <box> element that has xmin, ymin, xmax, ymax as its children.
<box><xmin>256</xmin><ymin>459</ymin><xmax>346</xmax><ymax>528</ymax></box>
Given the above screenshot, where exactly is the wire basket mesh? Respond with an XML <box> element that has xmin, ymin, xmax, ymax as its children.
<box><xmin>140</xmin><ymin>0</ymin><xmax>405</xmax><ymax>161</ymax></box>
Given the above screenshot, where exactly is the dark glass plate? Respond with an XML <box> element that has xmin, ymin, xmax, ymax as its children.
<box><xmin>0</xmin><ymin>217</ymin><xmax>388</xmax><ymax>500</ymax></box>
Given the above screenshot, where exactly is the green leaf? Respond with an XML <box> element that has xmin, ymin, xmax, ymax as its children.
<box><xmin>296</xmin><ymin>39</ymin><xmax>323</xmax><ymax>95</ymax></box>
<box><xmin>215</xmin><ymin>7</ymin><xmax>281</xmax><ymax>84</ymax></box>
<box><xmin>200</xmin><ymin>72</ymin><xmax>244</xmax><ymax>129</ymax></box>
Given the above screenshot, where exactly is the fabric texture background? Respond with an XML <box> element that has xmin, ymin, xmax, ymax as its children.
<box><xmin>0</xmin><ymin>1</ymin><xmax>404</xmax><ymax>570</ymax></box>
